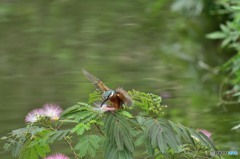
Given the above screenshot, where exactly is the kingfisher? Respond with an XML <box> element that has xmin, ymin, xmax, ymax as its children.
<box><xmin>82</xmin><ymin>69</ymin><xmax>132</xmax><ymax>110</ymax></box>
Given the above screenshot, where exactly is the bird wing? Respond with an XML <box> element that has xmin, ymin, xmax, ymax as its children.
<box><xmin>116</xmin><ymin>88</ymin><xmax>132</xmax><ymax>106</ymax></box>
<box><xmin>82</xmin><ymin>69</ymin><xmax>110</xmax><ymax>91</ymax></box>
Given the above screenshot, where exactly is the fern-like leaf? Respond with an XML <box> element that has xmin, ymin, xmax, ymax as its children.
<box><xmin>88</xmin><ymin>91</ymin><xmax>102</xmax><ymax>104</ymax></box>
<box><xmin>47</xmin><ymin>129</ymin><xmax>70</xmax><ymax>143</ymax></box>
<box><xmin>103</xmin><ymin>112</ymin><xmax>135</xmax><ymax>159</ymax></box>
<box><xmin>74</xmin><ymin>135</ymin><xmax>101</xmax><ymax>158</ymax></box>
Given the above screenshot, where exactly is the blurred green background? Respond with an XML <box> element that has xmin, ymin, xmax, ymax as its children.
<box><xmin>0</xmin><ymin>0</ymin><xmax>239</xmax><ymax>158</ymax></box>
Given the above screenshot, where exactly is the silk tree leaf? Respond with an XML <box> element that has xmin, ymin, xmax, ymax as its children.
<box><xmin>163</xmin><ymin>132</ymin><xmax>179</xmax><ymax>153</ymax></box>
<box><xmin>3</xmin><ymin>126</ymin><xmax>49</xmax><ymax>158</ymax></box>
<box><xmin>151</xmin><ymin>126</ymin><xmax>160</xmax><ymax>147</ymax></box>
<box><xmin>108</xmin><ymin>116</ymin><xmax>117</xmax><ymax>142</ymax></box>
<box><xmin>104</xmin><ymin>112</ymin><xmax>134</xmax><ymax>159</ymax></box>
<box><xmin>36</xmin><ymin>143</ymin><xmax>50</xmax><ymax>157</ymax></box>
<box><xmin>61</xmin><ymin>103</ymin><xmax>99</xmax><ymax>124</ymax></box>
<box><xmin>136</xmin><ymin>116</ymin><xmax>146</xmax><ymax>125</ymax></box>
<box><xmin>119</xmin><ymin>110</ymin><xmax>133</xmax><ymax>118</ymax></box>
<box><xmin>71</xmin><ymin>123</ymin><xmax>90</xmax><ymax>135</ymax></box>
<box><xmin>88</xmin><ymin>91</ymin><xmax>102</xmax><ymax>104</ymax></box>
<box><xmin>75</xmin><ymin>135</ymin><xmax>101</xmax><ymax>158</ymax></box>
<box><xmin>145</xmin><ymin>139</ymin><xmax>155</xmax><ymax>155</ymax></box>
<box><xmin>114</xmin><ymin>124</ymin><xmax>124</xmax><ymax>150</ymax></box>
<box><xmin>178</xmin><ymin>123</ymin><xmax>196</xmax><ymax>146</ymax></box>
<box><xmin>20</xmin><ymin>138</ymin><xmax>50</xmax><ymax>159</ymax></box>
<box><xmin>198</xmin><ymin>131</ymin><xmax>217</xmax><ymax>150</ymax></box>
<box><xmin>141</xmin><ymin>117</ymin><xmax>181</xmax><ymax>155</ymax></box>
<box><xmin>171</xmin><ymin>121</ymin><xmax>216</xmax><ymax>150</ymax></box>
<box><xmin>135</xmin><ymin>133</ymin><xmax>145</xmax><ymax>146</ymax></box>
<box><xmin>61</xmin><ymin>104</ymin><xmax>83</xmax><ymax>117</ymax></box>
<box><xmin>157</xmin><ymin>129</ymin><xmax>166</xmax><ymax>153</ymax></box>
<box><xmin>120</xmin><ymin>129</ymin><xmax>134</xmax><ymax>152</ymax></box>
<box><xmin>12</xmin><ymin>140</ymin><xmax>23</xmax><ymax>157</ymax></box>
<box><xmin>47</xmin><ymin>129</ymin><xmax>70</xmax><ymax>143</ymax></box>
<box><xmin>104</xmin><ymin>138</ymin><xmax>132</xmax><ymax>159</ymax></box>
<box><xmin>18</xmin><ymin>128</ymin><xmax>51</xmax><ymax>159</ymax></box>
<box><xmin>29</xmin><ymin>147</ymin><xmax>38</xmax><ymax>159</ymax></box>
<box><xmin>104</xmin><ymin>112</ymin><xmax>114</xmax><ymax>134</ymax></box>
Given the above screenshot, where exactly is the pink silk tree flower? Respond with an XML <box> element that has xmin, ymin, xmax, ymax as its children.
<box><xmin>25</xmin><ymin>108</ymin><xmax>44</xmax><ymax>123</ymax></box>
<box><xmin>42</xmin><ymin>104</ymin><xmax>63</xmax><ymax>121</ymax></box>
<box><xmin>44</xmin><ymin>153</ymin><xmax>70</xmax><ymax>159</ymax></box>
<box><xmin>198</xmin><ymin>129</ymin><xmax>212</xmax><ymax>138</ymax></box>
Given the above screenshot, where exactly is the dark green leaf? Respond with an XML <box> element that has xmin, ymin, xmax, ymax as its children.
<box><xmin>75</xmin><ymin>135</ymin><xmax>101</xmax><ymax>158</ymax></box>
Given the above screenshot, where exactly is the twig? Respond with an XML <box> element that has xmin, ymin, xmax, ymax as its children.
<box><xmin>64</xmin><ymin>137</ymin><xmax>80</xmax><ymax>159</ymax></box>
<box><xmin>40</xmin><ymin>122</ymin><xmax>80</xmax><ymax>159</ymax></box>
<box><xmin>56</xmin><ymin>122</ymin><xmax>63</xmax><ymax>130</ymax></box>
<box><xmin>95</xmin><ymin>123</ymin><xmax>104</xmax><ymax>135</ymax></box>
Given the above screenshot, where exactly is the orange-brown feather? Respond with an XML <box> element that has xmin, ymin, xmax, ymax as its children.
<box><xmin>109</xmin><ymin>94</ymin><xmax>122</xmax><ymax>110</ymax></box>
<box><xmin>116</xmin><ymin>88</ymin><xmax>132</xmax><ymax>106</ymax></box>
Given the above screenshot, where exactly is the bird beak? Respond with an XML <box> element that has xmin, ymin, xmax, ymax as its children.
<box><xmin>100</xmin><ymin>98</ymin><xmax>108</xmax><ymax>107</ymax></box>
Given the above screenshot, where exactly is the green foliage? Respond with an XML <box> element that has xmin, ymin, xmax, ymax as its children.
<box><xmin>75</xmin><ymin>135</ymin><xmax>102</xmax><ymax>158</ymax></box>
<box><xmin>1</xmin><ymin>90</ymin><xmax>216</xmax><ymax>159</ymax></box>
<box><xmin>174</xmin><ymin>0</ymin><xmax>240</xmax><ymax>107</ymax></box>
<box><xmin>47</xmin><ymin>129</ymin><xmax>71</xmax><ymax>143</ymax></box>
<box><xmin>207</xmin><ymin>22</ymin><xmax>240</xmax><ymax>48</ymax></box>
<box><xmin>139</xmin><ymin>117</ymin><xmax>181</xmax><ymax>154</ymax></box>
<box><xmin>119</xmin><ymin>110</ymin><xmax>133</xmax><ymax>118</ymax></box>
<box><xmin>61</xmin><ymin>102</ymin><xmax>99</xmax><ymax>123</ymax></box>
<box><xmin>129</xmin><ymin>90</ymin><xmax>166</xmax><ymax>117</ymax></box>
<box><xmin>71</xmin><ymin>120</ymin><xmax>98</xmax><ymax>135</ymax></box>
<box><xmin>207</xmin><ymin>0</ymin><xmax>240</xmax><ymax>104</ymax></box>
<box><xmin>221</xmin><ymin>54</ymin><xmax>240</xmax><ymax>101</ymax></box>
<box><xmin>103</xmin><ymin>112</ymin><xmax>135</xmax><ymax>159</ymax></box>
<box><xmin>88</xmin><ymin>91</ymin><xmax>102</xmax><ymax>104</ymax></box>
<box><xmin>136</xmin><ymin>117</ymin><xmax>216</xmax><ymax>157</ymax></box>
<box><xmin>2</xmin><ymin>126</ymin><xmax>51</xmax><ymax>159</ymax></box>
<box><xmin>20</xmin><ymin>129</ymin><xmax>51</xmax><ymax>159</ymax></box>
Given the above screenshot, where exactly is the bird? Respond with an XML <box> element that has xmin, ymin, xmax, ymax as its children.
<box><xmin>82</xmin><ymin>69</ymin><xmax>132</xmax><ymax>110</ymax></box>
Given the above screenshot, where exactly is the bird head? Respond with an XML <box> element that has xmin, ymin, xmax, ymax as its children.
<box><xmin>101</xmin><ymin>90</ymin><xmax>115</xmax><ymax>107</ymax></box>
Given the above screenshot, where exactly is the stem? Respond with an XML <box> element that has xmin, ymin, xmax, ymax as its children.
<box><xmin>193</xmin><ymin>147</ymin><xmax>198</xmax><ymax>158</ymax></box>
<box><xmin>64</xmin><ymin>137</ymin><xmax>80</xmax><ymax>159</ymax></box>
<box><xmin>95</xmin><ymin>123</ymin><xmax>104</xmax><ymax>135</ymax></box>
<box><xmin>133</xmin><ymin>125</ymin><xmax>141</xmax><ymax>130</ymax></box>
<box><xmin>40</xmin><ymin>122</ymin><xmax>81</xmax><ymax>159</ymax></box>
<box><xmin>57</xmin><ymin>122</ymin><xmax>63</xmax><ymax>130</ymax></box>
<box><xmin>39</xmin><ymin>122</ymin><xmax>55</xmax><ymax>131</ymax></box>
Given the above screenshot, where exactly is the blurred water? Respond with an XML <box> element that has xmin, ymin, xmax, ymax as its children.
<box><xmin>0</xmin><ymin>0</ymin><xmax>239</xmax><ymax>158</ymax></box>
